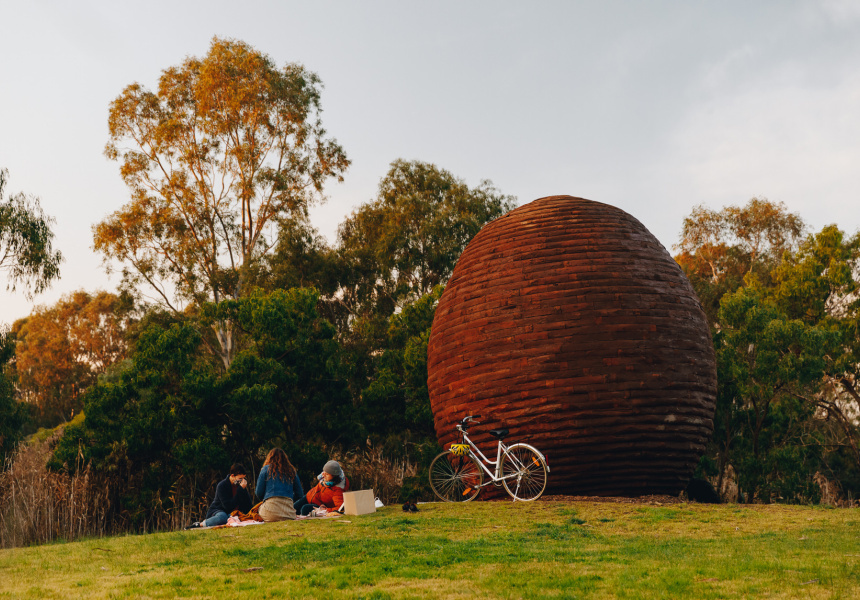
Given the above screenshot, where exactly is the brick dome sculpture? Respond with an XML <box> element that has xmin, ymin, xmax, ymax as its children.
<box><xmin>427</xmin><ymin>196</ymin><xmax>717</xmax><ymax>496</ymax></box>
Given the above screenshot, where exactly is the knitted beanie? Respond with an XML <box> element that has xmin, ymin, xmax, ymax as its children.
<box><xmin>323</xmin><ymin>460</ymin><xmax>342</xmax><ymax>477</ymax></box>
<box><xmin>318</xmin><ymin>460</ymin><xmax>346</xmax><ymax>489</ymax></box>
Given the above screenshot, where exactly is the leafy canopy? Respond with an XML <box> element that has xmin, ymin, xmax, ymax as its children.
<box><xmin>0</xmin><ymin>168</ymin><xmax>62</xmax><ymax>299</ymax></box>
<box><xmin>0</xmin><ymin>326</ymin><xmax>28</xmax><ymax>465</ymax></box>
<box><xmin>52</xmin><ymin>289</ymin><xmax>357</xmax><ymax>521</ymax></box>
<box><xmin>359</xmin><ymin>287</ymin><xmax>443</xmax><ymax>438</ymax></box>
<box><xmin>12</xmin><ymin>290</ymin><xmax>135</xmax><ymax>428</ymax></box>
<box><xmin>94</xmin><ymin>37</ymin><xmax>349</xmax><ymax>367</ymax></box>
<box><xmin>337</xmin><ymin>159</ymin><xmax>515</xmax><ymax>318</ymax></box>
<box><xmin>715</xmin><ymin>286</ymin><xmax>841</xmax><ymax>502</ymax></box>
<box><xmin>678</xmin><ymin>197</ymin><xmax>860</xmax><ymax>502</ymax></box>
<box><xmin>675</xmin><ymin>197</ymin><xmax>804</xmax><ymax>326</ymax></box>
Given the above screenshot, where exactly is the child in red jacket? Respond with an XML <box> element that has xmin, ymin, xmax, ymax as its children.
<box><xmin>294</xmin><ymin>460</ymin><xmax>350</xmax><ymax>516</ymax></box>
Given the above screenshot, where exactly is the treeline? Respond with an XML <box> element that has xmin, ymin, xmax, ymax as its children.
<box><xmin>2</xmin><ymin>37</ymin><xmax>860</xmax><ymax>546</ymax></box>
<box><xmin>677</xmin><ymin>198</ymin><xmax>860</xmax><ymax>504</ymax></box>
<box><xmin>0</xmin><ymin>38</ymin><xmax>515</xmax><ymax>540</ymax></box>
<box><xmin>5</xmin><ymin>194</ymin><xmax>857</xmax><ymax>520</ymax></box>
<box><xmin>0</xmin><ymin>159</ymin><xmax>513</xmax><ymax>528</ymax></box>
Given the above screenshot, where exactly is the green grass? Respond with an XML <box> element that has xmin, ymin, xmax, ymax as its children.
<box><xmin>1</xmin><ymin>500</ymin><xmax>859</xmax><ymax>599</ymax></box>
<box><xmin>27</xmin><ymin>412</ymin><xmax>85</xmax><ymax>445</ymax></box>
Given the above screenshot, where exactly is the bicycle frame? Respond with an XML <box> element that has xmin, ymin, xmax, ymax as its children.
<box><xmin>457</xmin><ymin>427</ymin><xmax>522</xmax><ymax>487</ymax></box>
<box><xmin>429</xmin><ymin>417</ymin><xmax>550</xmax><ymax>503</ymax></box>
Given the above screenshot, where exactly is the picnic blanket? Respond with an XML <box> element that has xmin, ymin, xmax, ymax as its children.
<box><xmin>296</xmin><ymin>506</ymin><xmax>343</xmax><ymax>520</ymax></box>
<box><xmin>227</xmin><ymin>501</ymin><xmax>265</xmax><ymax>526</ymax></box>
<box><xmin>200</xmin><ymin>502</ymin><xmax>341</xmax><ymax>528</ymax></box>
<box><xmin>226</xmin><ymin>516</ymin><xmax>265</xmax><ymax>527</ymax></box>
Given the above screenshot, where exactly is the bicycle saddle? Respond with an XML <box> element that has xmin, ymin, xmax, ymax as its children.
<box><xmin>489</xmin><ymin>428</ymin><xmax>509</xmax><ymax>439</ymax></box>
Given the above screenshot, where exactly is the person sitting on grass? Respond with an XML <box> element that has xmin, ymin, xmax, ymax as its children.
<box><xmin>294</xmin><ymin>460</ymin><xmax>349</xmax><ymax>516</ymax></box>
<box><xmin>187</xmin><ymin>463</ymin><xmax>251</xmax><ymax>529</ymax></box>
<box><xmin>255</xmin><ymin>447</ymin><xmax>304</xmax><ymax>521</ymax></box>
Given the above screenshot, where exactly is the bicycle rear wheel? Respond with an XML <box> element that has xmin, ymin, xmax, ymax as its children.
<box><xmin>429</xmin><ymin>450</ymin><xmax>483</xmax><ymax>502</ymax></box>
<box><xmin>501</xmin><ymin>444</ymin><xmax>548</xmax><ymax>501</ymax></box>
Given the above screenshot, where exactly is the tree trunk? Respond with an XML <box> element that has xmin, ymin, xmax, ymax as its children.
<box><xmin>212</xmin><ymin>320</ymin><xmax>235</xmax><ymax>370</ymax></box>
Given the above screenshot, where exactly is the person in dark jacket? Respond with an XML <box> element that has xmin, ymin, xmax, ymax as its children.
<box><xmin>187</xmin><ymin>463</ymin><xmax>252</xmax><ymax>529</ymax></box>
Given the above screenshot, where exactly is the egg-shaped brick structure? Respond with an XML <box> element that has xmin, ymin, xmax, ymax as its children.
<box><xmin>427</xmin><ymin>195</ymin><xmax>716</xmax><ymax>496</ymax></box>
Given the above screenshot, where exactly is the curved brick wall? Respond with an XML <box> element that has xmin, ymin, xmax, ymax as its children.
<box><xmin>427</xmin><ymin>196</ymin><xmax>716</xmax><ymax>496</ymax></box>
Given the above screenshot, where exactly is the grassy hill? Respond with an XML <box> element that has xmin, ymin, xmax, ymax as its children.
<box><xmin>1</xmin><ymin>499</ymin><xmax>858</xmax><ymax>599</ymax></box>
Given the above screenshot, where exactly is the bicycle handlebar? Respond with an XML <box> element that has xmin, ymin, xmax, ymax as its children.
<box><xmin>457</xmin><ymin>415</ymin><xmax>482</xmax><ymax>431</ymax></box>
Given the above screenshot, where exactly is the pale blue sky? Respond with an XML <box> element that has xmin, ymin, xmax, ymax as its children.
<box><xmin>2</xmin><ymin>1</ymin><xmax>859</xmax><ymax>322</ymax></box>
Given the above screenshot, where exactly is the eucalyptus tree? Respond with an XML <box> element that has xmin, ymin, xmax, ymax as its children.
<box><xmin>13</xmin><ymin>290</ymin><xmax>135</xmax><ymax>427</ymax></box>
<box><xmin>675</xmin><ymin>197</ymin><xmax>805</xmax><ymax>325</ymax></box>
<box><xmin>332</xmin><ymin>161</ymin><xmax>514</xmax><ymax>441</ymax></box>
<box><xmin>0</xmin><ymin>169</ymin><xmax>62</xmax><ymax>299</ymax></box>
<box><xmin>691</xmin><ymin>217</ymin><xmax>860</xmax><ymax>502</ymax></box>
<box><xmin>769</xmin><ymin>226</ymin><xmax>860</xmax><ymax>476</ymax></box>
<box><xmin>715</xmin><ymin>287</ymin><xmax>840</xmax><ymax>500</ymax></box>
<box><xmin>337</xmin><ymin>159</ymin><xmax>516</xmax><ymax>320</ymax></box>
<box><xmin>0</xmin><ymin>166</ymin><xmax>57</xmax><ymax>459</ymax></box>
<box><xmin>94</xmin><ymin>37</ymin><xmax>349</xmax><ymax>368</ymax></box>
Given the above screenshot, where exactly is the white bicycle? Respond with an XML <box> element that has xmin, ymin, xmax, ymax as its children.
<box><xmin>428</xmin><ymin>415</ymin><xmax>550</xmax><ymax>502</ymax></box>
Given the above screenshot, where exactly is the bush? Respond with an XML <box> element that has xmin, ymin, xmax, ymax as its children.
<box><xmin>51</xmin><ymin>289</ymin><xmax>360</xmax><ymax>529</ymax></box>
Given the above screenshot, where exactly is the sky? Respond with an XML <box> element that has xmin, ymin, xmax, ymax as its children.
<box><xmin>2</xmin><ymin>0</ymin><xmax>860</xmax><ymax>324</ymax></box>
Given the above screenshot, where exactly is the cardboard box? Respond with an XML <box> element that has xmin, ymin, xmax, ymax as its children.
<box><xmin>342</xmin><ymin>489</ymin><xmax>376</xmax><ymax>516</ymax></box>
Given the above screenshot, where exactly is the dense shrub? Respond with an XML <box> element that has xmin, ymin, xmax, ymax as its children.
<box><xmin>51</xmin><ymin>289</ymin><xmax>360</xmax><ymax>526</ymax></box>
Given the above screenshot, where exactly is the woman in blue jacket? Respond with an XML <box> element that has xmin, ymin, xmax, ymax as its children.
<box><xmin>255</xmin><ymin>447</ymin><xmax>304</xmax><ymax>521</ymax></box>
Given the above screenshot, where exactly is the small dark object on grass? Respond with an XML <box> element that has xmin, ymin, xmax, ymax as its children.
<box><xmin>686</xmin><ymin>478</ymin><xmax>721</xmax><ymax>503</ymax></box>
<box><xmin>402</xmin><ymin>501</ymin><xmax>419</xmax><ymax>513</ymax></box>
<box><xmin>242</xmin><ymin>567</ymin><xmax>263</xmax><ymax>572</ymax></box>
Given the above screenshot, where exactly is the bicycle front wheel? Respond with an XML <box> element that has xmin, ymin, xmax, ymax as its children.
<box><xmin>501</xmin><ymin>443</ymin><xmax>548</xmax><ymax>501</ymax></box>
<box><xmin>429</xmin><ymin>450</ymin><xmax>483</xmax><ymax>502</ymax></box>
